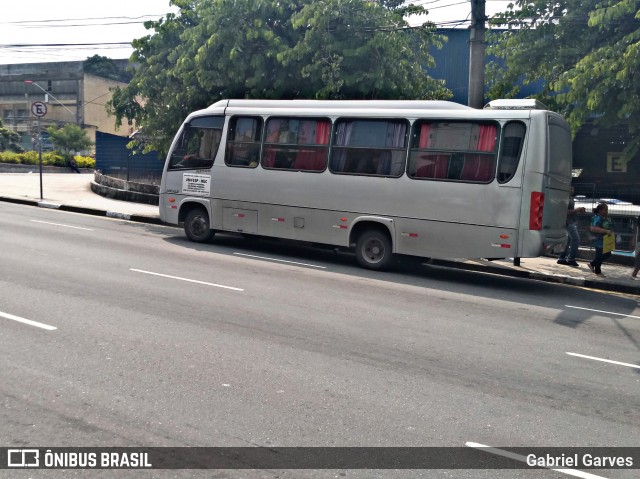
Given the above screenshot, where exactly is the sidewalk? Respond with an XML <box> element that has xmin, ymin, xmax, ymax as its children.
<box><xmin>0</xmin><ymin>172</ymin><xmax>159</xmax><ymax>222</ymax></box>
<box><xmin>1</xmin><ymin>172</ymin><xmax>638</xmax><ymax>295</ymax></box>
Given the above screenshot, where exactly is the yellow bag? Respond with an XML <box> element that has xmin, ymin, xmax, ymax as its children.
<box><xmin>602</xmin><ymin>233</ymin><xmax>615</xmax><ymax>254</ymax></box>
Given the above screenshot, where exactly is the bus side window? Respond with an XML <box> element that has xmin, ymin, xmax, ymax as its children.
<box><xmin>169</xmin><ymin>128</ymin><xmax>217</xmax><ymax>170</ymax></box>
<box><xmin>169</xmin><ymin>115</ymin><xmax>224</xmax><ymax>170</ymax></box>
<box><xmin>262</xmin><ymin>117</ymin><xmax>329</xmax><ymax>172</ymax></box>
<box><xmin>497</xmin><ymin>122</ymin><xmax>526</xmax><ymax>183</ymax></box>
<box><xmin>409</xmin><ymin>121</ymin><xmax>497</xmax><ymax>183</ymax></box>
<box><xmin>225</xmin><ymin>116</ymin><xmax>263</xmax><ymax>168</ymax></box>
<box><xmin>330</xmin><ymin>119</ymin><xmax>407</xmax><ymax>177</ymax></box>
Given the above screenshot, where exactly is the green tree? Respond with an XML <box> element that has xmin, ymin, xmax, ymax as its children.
<box><xmin>487</xmin><ymin>0</ymin><xmax>640</xmax><ymax>157</ymax></box>
<box><xmin>83</xmin><ymin>55</ymin><xmax>133</xmax><ymax>83</ymax></box>
<box><xmin>107</xmin><ymin>0</ymin><xmax>450</xmax><ymax>153</ymax></box>
<box><xmin>46</xmin><ymin>124</ymin><xmax>93</xmax><ymax>159</ymax></box>
<box><xmin>0</xmin><ymin>119</ymin><xmax>24</xmax><ymax>152</ymax></box>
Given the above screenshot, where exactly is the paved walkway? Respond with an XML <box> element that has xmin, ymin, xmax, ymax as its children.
<box><xmin>1</xmin><ymin>172</ymin><xmax>638</xmax><ymax>295</ymax></box>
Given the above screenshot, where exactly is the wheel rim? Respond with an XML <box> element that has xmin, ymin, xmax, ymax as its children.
<box><xmin>190</xmin><ymin>215</ymin><xmax>208</xmax><ymax>238</ymax></box>
<box><xmin>363</xmin><ymin>238</ymin><xmax>385</xmax><ymax>264</ymax></box>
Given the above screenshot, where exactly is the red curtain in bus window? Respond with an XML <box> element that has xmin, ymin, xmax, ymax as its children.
<box><xmin>419</xmin><ymin>123</ymin><xmax>431</xmax><ymax>148</ymax></box>
<box><xmin>413</xmin><ymin>123</ymin><xmax>432</xmax><ymax>177</ymax></box>
<box><xmin>433</xmin><ymin>155</ymin><xmax>448</xmax><ymax>178</ymax></box>
<box><xmin>461</xmin><ymin>155</ymin><xmax>480</xmax><ymax>180</ymax></box>
<box><xmin>475</xmin><ymin>157</ymin><xmax>495</xmax><ymax>181</ymax></box>
<box><xmin>472</xmin><ymin>124</ymin><xmax>497</xmax><ymax>181</ymax></box>
<box><xmin>263</xmin><ymin>119</ymin><xmax>283</xmax><ymax>168</ymax></box>
<box><xmin>417</xmin><ymin>123</ymin><xmax>448</xmax><ymax>179</ymax></box>
<box><xmin>310</xmin><ymin>120</ymin><xmax>330</xmax><ymax>170</ymax></box>
<box><xmin>316</xmin><ymin>120</ymin><xmax>330</xmax><ymax>145</ymax></box>
<box><xmin>477</xmin><ymin>124</ymin><xmax>497</xmax><ymax>151</ymax></box>
<box><xmin>294</xmin><ymin>120</ymin><xmax>329</xmax><ymax>171</ymax></box>
<box><xmin>263</xmin><ymin>147</ymin><xmax>276</xmax><ymax>168</ymax></box>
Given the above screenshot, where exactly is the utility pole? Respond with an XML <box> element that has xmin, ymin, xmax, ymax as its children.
<box><xmin>468</xmin><ymin>0</ymin><xmax>486</xmax><ymax>109</ymax></box>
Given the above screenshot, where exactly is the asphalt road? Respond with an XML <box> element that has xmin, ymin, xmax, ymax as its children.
<box><xmin>1</xmin><ymin>202</ymin><xmax>639</xmax><ymax>479</ymax></box>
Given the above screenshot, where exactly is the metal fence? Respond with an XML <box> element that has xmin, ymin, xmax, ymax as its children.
<box><xmin>95</xmin><ymin>131</ymin><xmax>164</xmax><ymax>185</ymax></box>
<box><xmin>573</xmin><ymin>182</ymin><xmax>640</xmax><ymax>253</ymax></box>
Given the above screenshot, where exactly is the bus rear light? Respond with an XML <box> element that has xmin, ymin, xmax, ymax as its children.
<box><xmin>340</xmin><ymin>217</ymin><xmax>348</xmax><ymax>222</ymax></box>
<box><xmin>500</xmin><ymin>234</ymin><xmax>509</xmax><ymax>239</ymax></box>
<box><xmin>169</xmin><ymin>197</ymin><xmax>175</xmax><ymax>203</ymax></box>
<box><xmin>529</xmin><ymin>192</ymin><xmax>544</xmax><ymax>231</ymax></box>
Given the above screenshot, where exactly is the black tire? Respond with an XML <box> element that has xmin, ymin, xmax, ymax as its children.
<box><xmin>184</xmin><ymin>208</ymin><xmax>215</xmax><ymax>243</ymax></box>
<box><xmin>355</xmin><ymin>229</ymin><xmax>393</xmax><ymax>270</ymax></box>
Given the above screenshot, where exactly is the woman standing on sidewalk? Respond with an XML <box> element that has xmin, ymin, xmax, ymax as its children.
<box><xmin>589</xmin><ymin>203</ymin><xmax>613</xmax><ymax>276</ymax></box>
<box><xmin>632</xmin><ymin>215</ymin><xmax>640</xmax><ymax>280</ymax></box>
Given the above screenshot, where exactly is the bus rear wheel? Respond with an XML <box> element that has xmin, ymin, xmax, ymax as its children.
<box><xmin>184</xmin><ymin>208</ymin><xmax>215</xmax><ymax>243</ymax></box>
<box><xmin>355</xmin><ymin>229</ymin><xmax>393</xmax><ymax>270</ymax></box>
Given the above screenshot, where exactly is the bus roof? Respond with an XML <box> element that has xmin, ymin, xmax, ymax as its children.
<box><xmin>207</xmin><ymin>99</ymin><xmax>474</xmax><ymax>111</ymax></box>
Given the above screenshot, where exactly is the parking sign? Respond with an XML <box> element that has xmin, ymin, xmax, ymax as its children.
<box><xmin>31</xmin><ymin>101</ymin><xmax>47</xmax><ymax>117</ymax></box>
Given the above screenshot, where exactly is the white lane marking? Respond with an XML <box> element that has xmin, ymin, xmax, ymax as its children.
<box><xmin>566</xmin><ymin>352</ymin><xmax>640</xmax><ymax>370</ymax></box>
<box><xmin>30</xmin><ymin>220</ymin><xmax>93</xmax><ymax>231</ymax></box>
<box><xmin>465</xmin><ymin>442</ymin><xmax>608</xmax><ymax>479</ymax></box>
<box><xmin>565</xmin><ymin>305</ymin><xmax>640</xmax><ymax>320</ymax></box>
<box><xmin>233</xmin><ymin>252</ymin><xmax>326</xmax><ymax>269</ymax></box>
<box><xmin>130</xmin><ymin>269</ymin><xmax>244</xmax><ymax>291</ymax></box>
<box><xmin>0</xmin><ymin>311</ymin><xmax>57</xmax><ymax>331</ymax></box>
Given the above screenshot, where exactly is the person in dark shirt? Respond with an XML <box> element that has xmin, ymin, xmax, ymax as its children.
<box><xmin>557</xmin><ymin>187</ymin><xmax>585</xmax><ymax>267</ymax></box>
<box><xmin>588</xmin><ymin>203</ymin><xmax>613</xmax><ymax>276</ymax></box>
<box><xmin>632</xmin><ymin>215</ymin><xmax>640</xmax><ymax>280</ymax></box>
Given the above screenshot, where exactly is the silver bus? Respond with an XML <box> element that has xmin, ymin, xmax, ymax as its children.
<box><xmin>159</xmin><ymin>99</ymin><xmax>572</xmax><ymax>270</ymax></box>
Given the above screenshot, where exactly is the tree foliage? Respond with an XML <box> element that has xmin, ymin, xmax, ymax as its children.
<box><xmin>83</xmin><ymin>55</ymin><xmax>133</xmax><ymax>83</ymax></box>
<box><xmin>107</xmin><ymin>0</ymin><xmax>450</xmax><ymax>153</ymax></box>
<box><xmin>46</xmin><ymin>124</ymin><xmax>93</xmax><ymax>158</ymax></box>
<box><xmin>0</xmin><ymin>119</ymin><xmax>24</xmax><ymax>153</ymax></box>
<box><xmin>487</xmin><ymin>0</ymin><xmax>640</xmax><ymax>157</ymax></box>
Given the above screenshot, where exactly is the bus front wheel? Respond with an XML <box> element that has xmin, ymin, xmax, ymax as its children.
<box><xmin>184</xmin><ymin>208</ymin><xmax>215</xmax><ymax>243</ymax></box>
<box><xmin>355</xmin><ymin>229</ymin><xmax>393</xmax><ymax>270</ymax></box>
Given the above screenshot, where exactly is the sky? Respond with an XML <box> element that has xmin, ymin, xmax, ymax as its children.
<box><xmin>0</xmin><ymin>0</ymin><xmax>514</xmax><ymax>65</ymax></box>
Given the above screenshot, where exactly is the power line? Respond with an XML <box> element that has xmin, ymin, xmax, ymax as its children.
<box><xmin>0</xmin><ymin>42</ymin><xmax>132</xmax><ymax>49</ymax></box>
<box><xmin>0</xmin><ymin>15</ymin><xmax>166</xmax><ymax>26</ymax></box>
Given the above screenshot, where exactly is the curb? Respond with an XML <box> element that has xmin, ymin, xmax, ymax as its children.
<box><xmin>0</xmin><ymin>195</ymin><xmax>164</xmax><ymax>225</ymax></box>
<box><xmin>432</xmin><ymin>259</ymin><xmax>639</xmax><ymax>295</ymax></box>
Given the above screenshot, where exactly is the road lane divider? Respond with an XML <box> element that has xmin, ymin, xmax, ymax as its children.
<box><xmin>465</xmin><ymin>442</ymin><xmax>608</xmax><ymax>479</ymax></box>
<box><xmin>565</xmin><ymin>305</ymin><xmax>640</xmax><ymax>319</ymax></box>
<box><xmin>0</xmin><ymin>310</ymin><xmax>57</xmax><ymax>330</ymax></box>
<box><xmin>566</xmin><ymin>352</ymin><xmax>640</xmax><ymax>370</ymax></box>
<box><xmin>30</xmin><ymin>219</ymin><xmax>94</xmax><ymax>231</ymax></box>
<box><xmin>130</xmin><ymin>269</ymin><xmax>244</xmax><ymax>291</ymax></box>
<box><xmin>233</xmin><ymin>252</ymin><xmax>326</xmax><ymax>269</ymax></box>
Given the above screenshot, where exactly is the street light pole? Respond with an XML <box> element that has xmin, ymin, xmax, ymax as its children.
<box><xmin>24</xmin><ymin>80</ymin><xmax>77</xmax><ymax>122</ymax></box>
<box><xmin>468</xmin><ymin>0</ymin><xmax>487</xmax><ymax>109</ymax></box>
<box><xmin>37</xmin><ymin>114</ymin><xmax>43</xmax><ymax>199</ymax></box>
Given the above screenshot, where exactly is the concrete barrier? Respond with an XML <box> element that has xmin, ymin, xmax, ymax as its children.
<box><xmin>91</xmin><ymin>171</ymin><xmax>159</xmax><ymax>205</ymax></box>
